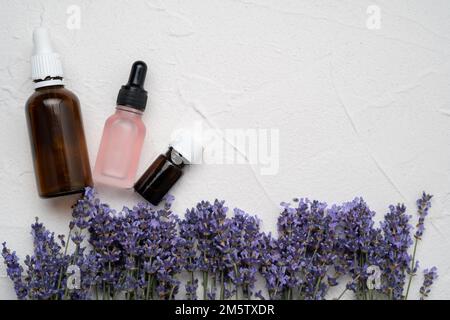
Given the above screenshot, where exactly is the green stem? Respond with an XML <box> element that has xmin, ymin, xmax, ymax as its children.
<box><xmin>220</xmin><ymin>271</ymin><xmax>225</xmax><ymax>300</ymax></box>
<box><xmin>145</xmin><ymin>274</ymin><xmax>151</xmax><ymax>300</ymax></box>
<box><xmin>312</xmin><ymin>276</ymin><xmax>323</xmax><ymax>300</ymax></box>
<box><xmin>233</xmin><ymin>264</ymin><xmax>239</xmax><ymax>300</ymax></box>
<box><xmin>272</xmin><ymin>280</ymin><xmax>280</xmax><ymax>300</ymax></box>
<box><xmin>244</xmin><ymin>284</ymin><xmax>251</xmax><ymax>300</ymax></box>
<box><xmin>134</xmin><ymin>258</ymin><xmax>139</xmax><ymax>299</ymax></box>
<box><xmin>337</xmin><ymin>274</ymin><xmax>361</xmax><ymax>300</ymax></box>
<box><xmin>55</xmin><ymin>228</ymin><xmax>72</xmax><ymax>300</ymax></box>
<box><xmin>189</xmin><ymin>271</ymin><xmax>195</xmax><ymax>300</ymax></box>
<box><xmin>405</xmin><ymin>237</ymin><xmax>419</xmax><ymax>300</ymax></box>
<box><xmin>203</xmin><ymin>272</ymin><xmax>208</xmax><ymax>300</ymax></box>
<box><xmin>337</xmin><ymin>287</ymin><xmax>348</xmax><ymax>300</ymax></box>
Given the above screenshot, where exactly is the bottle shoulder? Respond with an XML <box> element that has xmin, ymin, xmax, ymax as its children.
<box><xmin>105</xmin><ymin>109</ymin><xmax>146</xmax><ymax>131</ymax></box>
<box><xmin>26</xmin><ymin>86</ymin><xmax>80</xmax><ymax>111</ymax></box>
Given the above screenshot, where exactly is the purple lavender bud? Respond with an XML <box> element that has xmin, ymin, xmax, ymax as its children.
<box><xmin>1</xmin><ymin>243</ymin><xmax>28</xmax><ymax>299</ymax></box>
<box><xmin>420</xmin><ymin>267</ymin><xmax>438</xmax><ymax>300</ymax></box>
<box><xmin>415</xmin><ymin>193</ymin><xmax>433</xmax><ymax>239</ymax></box>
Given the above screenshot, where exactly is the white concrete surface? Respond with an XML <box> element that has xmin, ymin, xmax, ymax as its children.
<box><xmin>0</xmin><ymin>0</ymin><xmax>449</xmax><ymax>300</ymax></box>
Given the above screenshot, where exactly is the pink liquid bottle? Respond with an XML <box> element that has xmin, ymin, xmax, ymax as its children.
<box><xmin>93</xmin><ymin>61</ymin><xmax>148</xmax><ymax>188</ymax></box>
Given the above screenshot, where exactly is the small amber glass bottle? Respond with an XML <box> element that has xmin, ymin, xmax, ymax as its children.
<box><xmin>134</xmin><ymin>130</ymin><xmax>203</xmax><ymax>205</ymax></box>
<box><xmin>134</xmin><ymin>147</ymin><xmax>186</xmax><ymax>205</ymax></box>
<box><xmin>26</xmin><ymin>28</ymin><xmax>92</xmax><ymax>198</ymax></box>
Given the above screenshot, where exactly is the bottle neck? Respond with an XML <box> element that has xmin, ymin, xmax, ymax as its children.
<box><xmin>165</xmin><ymin>147</ymin><xmax>189</xmax><ymax>168</ymax></box>
<box><xmin>35</xmin><ymin>84</ymin><xmax>65</xmax><ymax>91</ymax></box>
<box><xmin>116</xmin><ymin>105</ymin><xmax>144</xmax><ymax>115</ymax></box>
<box><xmin>33</xmin><ymin>77</ymin><xmax>64</xmax><ymax>89</ymax></box>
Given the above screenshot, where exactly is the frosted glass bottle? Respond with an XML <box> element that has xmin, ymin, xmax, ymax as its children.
<box><xmin>93</xmin><ymin>61</ymin><xmax>148</xmax><ymax>188</ymax></box>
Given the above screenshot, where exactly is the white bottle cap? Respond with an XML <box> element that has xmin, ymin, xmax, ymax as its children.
<box><xmin>170</xmin><ymin>128</ymin><xmax>203</xmax><ymax>164</ymax></box>
<box><xmin>31</xmin><ymin>27</ymin><xmax>64</xmax><ymax>88</ymax></box>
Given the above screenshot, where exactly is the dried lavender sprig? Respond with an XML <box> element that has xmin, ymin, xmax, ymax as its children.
<box><xmin>1</xmin><ymin>243</ymin><xmax>28</xmax><ymax>299</ymax></box>
<box><xmin>380</xmin><ymin>204</ymin><xmax>412</xmax><ymax>299</ymax></box>
<box><xmin>420</xmin><ymin>267</ymin><xmax>438</xmax><ymax>300</ymax></box>
<box><xmin>222</xmin><ymin>208</ymin><xmax>262</xmax><ymax>300</ymax></box>
<box><xmin>404</xmin><ymin>192</ymin><xmax>433</xmax><ymax>300</ymax></box>
<box><xmin>181</xmin><ymin>200</ymin><xmax>229</xmax><ymax>300</ymax></box>
<box><xmin>333</xmin><ymin>197</ymin><xmax>383</xmax><ymax>300</ymax></box>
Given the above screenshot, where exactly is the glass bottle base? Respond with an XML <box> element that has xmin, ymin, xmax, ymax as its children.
<box><xmin>93</xmin><ymin>174</ymin><xmax>134</xmax><ymax>189</ymax></box>
<box><xmin>39</xmin><ymin>185</ymin><xmax>89</xmax><ymax>198</ymax></box>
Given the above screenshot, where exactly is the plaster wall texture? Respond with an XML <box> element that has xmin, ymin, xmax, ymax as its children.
<box><xmin>0</xmin><ymin>0</ymin><xmax>449</xmax><ymax>299</ymax></box>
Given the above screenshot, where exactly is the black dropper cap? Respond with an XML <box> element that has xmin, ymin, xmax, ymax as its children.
<box><xmin>117</xmin><ymin>61</ymin><xmax>148</xmax><ymax>111</ymax></box>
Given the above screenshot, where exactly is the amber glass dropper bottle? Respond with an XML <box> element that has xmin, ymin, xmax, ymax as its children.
<box><xmin>25</xmin><ymin>28</ymin><xmax>92</xmax><ymax>198</ymax></box>
<box><xmin>134</xmin><ymin>129</ymin><xmax>203</xmax><ymax>205</ymax></box>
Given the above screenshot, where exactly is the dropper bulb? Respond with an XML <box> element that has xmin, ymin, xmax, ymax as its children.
<box><xmin>128</xmin><ymin>61</ymin><xmax>147</xmax><ymax>88</ymax></box>
<box><xmin>116</xmin><ymin>61</ymin><xmax>149</xmax><ymax>111</ymax></box>
<box><xmin>33</xmin><ymin>27</ymin><xmax>54</xmax><ymax>55</ymax></box>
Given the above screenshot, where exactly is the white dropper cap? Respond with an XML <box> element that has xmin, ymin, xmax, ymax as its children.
<box><xmin>31</xmin><ymin>27</ymin><xmax>64</xmax><ymax>88</ymax></box>
<box><xmin>170</xmin><ymin>128</ymin><xmax>203</xmax><ymax>164</ymax></box>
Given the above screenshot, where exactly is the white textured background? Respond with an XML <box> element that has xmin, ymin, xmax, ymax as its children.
<box><xmin>1</xmin><ymin>0</ymin><xmax>449</xmax><ymax>300</ymax></box>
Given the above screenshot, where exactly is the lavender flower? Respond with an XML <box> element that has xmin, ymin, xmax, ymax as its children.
<box><xmin>415</xmin><ymin>193</ymin><xmax>433</xmax><ymax>239</ymax></box>
<box><xmin>420</xmin><ymin>267</ymin><xmax>438</xmax><ymax>300</ymax></box>
<box><xmin>380</xmin><ymin>204</ymin><xmax>412</xmax><ymax>299</ymax></box>
<box><xmin>25</xmin><ymin>219</ymin><xmax>71</xmax><ymax>300</ymax></box>
<box><xmin>333</xmin><ymin>198</ymin><xmax>384</xmax><ymax>299</ymax></box>
<box><xmin>404</xmin><ymin>193</ymin><xmax>433</xmax><ymax>300</ymax></box>
<box><xmin>259</xmin><ymin>233</ymin><xmax>287</xmax><ymax>299</ymax></box>
<box><xmin>220</xmin><ymin>208</ymin><xmax>262</xmax><ymax>299</ymax></box>
<box><xmin>78</xmin><ymin>190</ymin><xmax>121</xmax><ymax>298</ymax></box>
<box><xmin>185</xmin><ymin>278</ymin><xmax>199</xmax><ymax>300</ymax></box>
<box><xmin>1</xmin><ymin>243</ymin><xmax>27</xmax><ymax>299</ymax></box>
<box><xmin>110</xmin><ymin>198</ymin><xmax>183</xmax><ymax>299</ymax></box>
<box><xmin>181</xmin><ymin>200</ymin><xmax>229</xmax><ymax>300</ymax></box>
<box><xmin>273</xmin><ymin>199</ymin><xmax>338</xmax><ymax>300</ymax></box>
<box><xmin>1</xmin><ymin>189</ymin><xmax>437</xmax><ymax>301</ymax></box>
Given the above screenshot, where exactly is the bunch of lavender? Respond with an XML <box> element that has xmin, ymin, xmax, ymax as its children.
<box><xmin>78</xmin><ymin>189</ymin><xmax>184</xmax><ymax>300</ymax></box>
<box><xmin>1</xmin><ymin>218</ymin><xmax>89</xmax><ymax>300</ymax></box>
<box><xmin>259</xmin><ymin>199</ymin><xmax>338</xmax><ymax>300</ymax></box>
<box><xmin>295</xmin><ymin>200</ymin><xmax>339</xmax><ymax>300</ymax></box>
<box><xmin>332</xmin><ymin>198</ymin><xmax>385</xmax><ymax>300</ymax></box>
<box><xmin>4</xmin><ymin>187</ymin><xmax>186</xmax><ymax>300</ymax></box>
<box><xmin>219</xmin><ymin>209</ymin><xmax>262</xmax><ymax>300</ymax></box>
<box><xmin>259</xmin><ymin>233</ymin><xmax>287</xmax><ymax>299</ymax></box>
<box><xmin>117</xmin><ymin>198</ymin><xmax>186</xmax><ymax>300</ymax></box>
<box><xmin>378</xmin><ymin>204</ymin><xmax>412</xmax><ymax>299</ymax></box>
<box><xmin>2</xmin><ymin>189</ymin><xmax>438</xmax><ymax>300</ymax></box>
<box><xmin>376</xmin><ymin>193</ymin><xmax>434</xmax><ymax>300</ymax></box>
<box><xmin>179</xmin><ymin>207</ymin><xmax>200</xmax><ymax>300</ymax></box>
<box><xmin>71</xmin><ymin>187</ymin><xmax>121</xmax><ymax>299</ymax></box>
<box><xmin>404</xmin><ymin>193</ymin><xmax>434</xmax><ymax>299</ymax></box>
<box><xmin>334</xmin><ymin>193</ymin><xmax>436</xmax><ymax>300</ymax></box>
<box><xmin>180</xmin><ymin>200</ymin><xmax>229</xmax><ymax>300</ymax></box>
<box><xmin>180</xmin><ymin>201</ymin><xmax>263</xmax><ymax>300</ymax></box>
